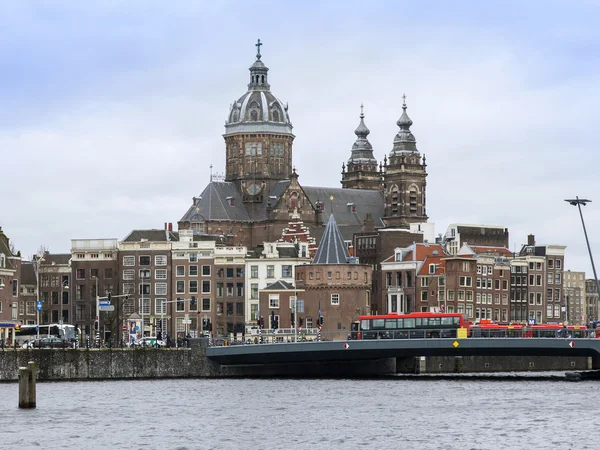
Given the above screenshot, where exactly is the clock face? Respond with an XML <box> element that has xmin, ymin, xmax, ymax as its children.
<box><xmin>247</xmin><ymin>183</ymin><xmax>261</xmax><ymax>195</ymax></box>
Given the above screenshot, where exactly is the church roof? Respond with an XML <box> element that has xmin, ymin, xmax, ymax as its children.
<box><xmin>312</xmin><ymin>214</ymin><xmax>351</xmax><ymax>265</ymax></box>
<box><xmin>302</xmin><ymin>186</ymin><xmax>385</xmax><ymax>241</ymax></box>
<box><xmin>348</xmin><ymin>105</ymin><xmax>376</xmax><ymax>164</ymax></box>
<box><xmin>391</xmin><ymin>94</ymin><xmax>418</xmax><ymax>154</ymax></box>
<box><xmin>180</xmin><ymin>181</ymin><xmax>250</xmax><ymax>223</ymax></box>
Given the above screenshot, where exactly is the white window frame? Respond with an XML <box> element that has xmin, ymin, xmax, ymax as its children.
<box><xmin>155</xmin><ymin>255</ymin><xmax>167</xmax><ymax>266</ymax></box>
<box><xmin>202</xmin><ymin>280</ymin><xmax>211</xmax><ymax>294</ymax></box>
<box><xmin>176</xmin><ymin>266</ymin><xmax>185</xmax><ymax>277</ymax></box>
<box><xmin>155</xmin><ymin>269</ymin><xmax>167</xmax><ymax>280</ymax></box>
<box><xmin>176</xmin><ymin>280</ymin><xmax>185</xmax><ymax>294</ymax></box>
<box><xmin>269</xmin><ymin>294</ymin><xmax>280</xmax><ymax>308</ymax></box>
<box><xmin>331</xmin><ymin>293</ymin><xmax>340</xmax><ymax>305</ymax></box>
<box><xmin>123</xmin><ymin>269</ymin><xmax>135</xmax><ymax>281</ymax></box>
<box><xmin>123</xmin><ymin>256</ymin><xmax>135</xmax><ymax>266</ymax></box>
<box><xmin>155</xmin><ymin>298</ymin><xmax>166</xmax><ymax>315</ymax></box>
<box><xmin>189</xmin><ymin>280</ymin><xmax>199</xmax><ymax>294</ymax></box>
<box><xmin>155</xmin><ymin>283</ymin><xmax>167</xmax><ymax>296</ymax></box>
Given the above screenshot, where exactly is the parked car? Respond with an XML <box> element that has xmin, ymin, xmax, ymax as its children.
<box><xmin>132</xmin><ymin>337</ymin><xmax>166</xmax><ymax>348</ymax></box>
<box><xmin>23</xmin><ymin>337</ymin><xmax>70</xmax><ymax>349</ymax></box>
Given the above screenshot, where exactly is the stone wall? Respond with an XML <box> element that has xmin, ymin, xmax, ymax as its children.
<box><xmin>0</xmin><ymin>340</ymin><xmax>221</xmax><ymax>381</ymax></box>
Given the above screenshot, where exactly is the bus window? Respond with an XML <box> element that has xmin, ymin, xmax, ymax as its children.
<box><xmin>404</xmin><ymin>318</ymin><xmax>415</xmax><ymax>328</ymax></box>
<box><xmin>373</xmin><ymin>319</ymin><xmax>385</xmax><ymax>329</ymax></box>
<box><xmin>396</xmin><ymin>319</ymin><xmax>403</xmax><ymax>328</ymax></box>
<box><xmin>453</xmin><ymin>317</ymin><xmax>461</xmax><ymax>325</ymax></box>
<box><xmin>360</xmin><ymin>319</ymin><xmax>370</xmax><ymax>330</ymax></box>
<box><xmin>385</xmin><ymin>319</ymin><xmax>397</xmax><ymax>329</ymax></box>
<box><xmin>441</xmin><ymin>317</ymin><xmax>453</xmax><ymax>326</ymax></box>
<box><xmin>415</xmin><ymin>318</ymin><xmax>422</xmax><ymax>327</ymax></box>
<box><xmin>429</xmin><ymin>317</ymin><xmax>441</xmax><ymax>326</ymax></box>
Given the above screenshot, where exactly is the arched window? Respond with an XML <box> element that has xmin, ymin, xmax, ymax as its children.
<box><xmin>231</xmin><ymin>109</ymin><xmax>239</xmax><ymax>123</ymax></box>
<box><xmin>390</xmin><ymin>185</ymin><xmax>399</xmax><ymax>214</ymax></box>
<box><xmin>409</xmin><ymin>186</ymin><xmax>418</xmax><ymax>214</ymax></box>
<box><xmin>248</xmin><ymin>101</ymin><xmax>260</xmax><ymax>121</ymax></box>
<box><xmin>261</xmin><ymin>75</ymin><xmax>265</xmax><ymax>84</ymax></box>
<box><xmin>272</xmin><ymin>110</ymin><xmax>279</xmax><ymax>122</ymax></box>
<box><xmin>250</xmin><ymin>110</ymin><xmax>259</xmax><ymax>121</ymax></box>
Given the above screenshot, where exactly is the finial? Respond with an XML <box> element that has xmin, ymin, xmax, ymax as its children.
<box><xmin>360</xmin><ymin>103</ymin><xmax>364</xmax><ymax>119</ymax></box>
<box><xmin>255</xmin><ymin>39</ymin><xmax>262</xmax><ymax>60</ymax></box>
<box><xmin>342</xmin><ymin>162</ymin><xmax>345</xmax><ymax>171</ymax></box>
<box><xmin>402</xmin><ymin>93</ymin><xmax>407</xmax><ymax>109</ymax></box>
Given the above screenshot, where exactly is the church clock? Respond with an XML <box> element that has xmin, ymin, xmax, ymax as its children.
<box><xmin>246</xmin><ymin>183</ymin><xmax>262</xmax><ymax>196</ymax></box>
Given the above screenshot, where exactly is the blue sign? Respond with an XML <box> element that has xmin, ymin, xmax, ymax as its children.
<box><xmin>529</xmin><ymin>318</ymin><xmax>536</xmax><ymax>325</ymax></box>
<box><xmin>36</xmin><ymin>301</ymin><xmax>42</xmax><ymax>311</ymax></box>
<box><xmin>99</xmin><ymin>301</ymin><xmax>110</xmax><ymax>306</ymax></box>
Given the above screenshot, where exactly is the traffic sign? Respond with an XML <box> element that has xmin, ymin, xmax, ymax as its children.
<box><xmin>343</xmin><ymin>343</ymin><xmax>350</xmax><ymax>349</ymax></box>
<box><xmin>122</xmin><ymin>325</ymin><xmax>127</xmax><ymax>331</ymax></box>
<box><xmin>183</xmin><ymin>319</ymin><xmax>191</xmax><ymax>325</ymax></box>
<box><xmin>99</xmin><ymin>301</ymin><xmax>110</xmax><ymax>306</ymax></box>
<box><xmin>99</xmin><ymin>305</ymin><xmax>115</xmax><ymax>312</ymax></box>
<box><xmin>36</xmin><ymin>301</ymin><xmax>42</xmax><ymax>311</ymax></box>
<box><xmin>569</xmin><ymin>341</ymin><xmax>575</xmax><ymax>348</ymax></box>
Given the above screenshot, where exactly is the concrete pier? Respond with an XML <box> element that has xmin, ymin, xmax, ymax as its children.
<box><xmin>18</xmin><ymin>361</ymin><xmax>36</xmax><ymax>408</ymax></box>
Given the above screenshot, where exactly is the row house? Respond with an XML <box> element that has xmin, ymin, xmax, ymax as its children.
<box><xmin>380</xmin><ymin>243</ymin><xmax>446</xmax><ymax>315</ymax></box>
<box><xmin>18</xmin><ymin>262</ymin><xmax>36</xmax><ymax>324</ymax></box>
<box><xmin>71</xmin><ymin>239</ymin><xmax>119</xmax><ymax>341</ymax></box>
<box><xmin>245</xmin><ymin>240</ymin><xmax>311</xmax><ymax>331</ymax></box>
<box><xmin>213</xmin><ymin>245</ymin><xmax>247</xmax><ymax>337</ymax></box>
<box><xmin>586</xmin><ymin>279</ymin><xmax>599</xmax><ymax>323</ymax></box>
<box><xmin>442</xmin><ymin>224</ymin><xmax>509</xmax><ymax>255</ymax></box>
<box><xmin>456</xmin><ymin>244</ymin><xmax>512</xmax><ymax>323</ymax></box>
<box><xmin>119</xmin><ymin>229</ymin><xmax>176</xmax><ymax>340</ymax></box>
<box><xmin>38</xmin><ymin>253</ymin><xmax>71</xmax><ymax>325</ymax></box>
<box><xmin>0</xmin><ymin>227</ymin><xmax>20</xmax><ymax>343</ymax></box>
<box><xmin>517</xmin><ymin>234</ymin><xmax>566</xmax><ymax>324</ymax></box>
<box><xmin>564</xmin><ymin>270</ymin><xmax>586</xmax><ymax>325</ymax></box>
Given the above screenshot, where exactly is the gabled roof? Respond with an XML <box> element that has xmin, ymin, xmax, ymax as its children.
<box><xmin>383</xmin><ymin>243</ymin><xmax>446</xmax><ymax>264</ymax></box>
<box><xmin>418</xmin><ymin>256</ymin><xmax>446</xmax><ymax>276</ymax></box>
<box><xmin>302</xmin><ymin>186</ymin><xmax>384</xmax><ymax>241</ymax></box>
<box><xmin>262</xmin><ymin>280</ymin><xmax>296</xmax><ymax>291</ymax></box>
<box><xmin>470</xmin><ymin>245</ymin><xmax>513</xmax><ymax>257</ymax></box>
<box><xmin>20</xmin><ymin>262</ymin><xmax>36</xmax><ymax>285</ymax></box>
<box><xmin>179</xmin><ymin>181</ymin><xmax>250</xmax><ymax>223</ymax></box>
<box><xmin>313</xmin><ymin>214</ymin><xmax>350</xmax><ymax>265</ymax></box>
<box><xmin>122</xmin><ymin>229</ymin><xmax>179</xmax><ymax>243</ymax></box>
<box><xmin>43</xmin><ymin>253</ymin><xmax>71</xmax><ymax>265</ymax></box>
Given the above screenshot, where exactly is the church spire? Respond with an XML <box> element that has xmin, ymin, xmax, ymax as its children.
<box><xmin>348</xmin><ymin>104</ymin><xmax>376</xmax><ymax>163</ymax></box>
<box><xmin>391</xmin><ymin>93</ymin><xmax>418</xmax><ymax>154</ymax></box>
<box><xmin>248</xmin><ymin>38</ymin><xmax>270</xmax><ymax>91</ymax></box>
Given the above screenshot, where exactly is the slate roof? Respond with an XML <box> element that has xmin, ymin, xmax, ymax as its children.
<box><xmin>20</xmin><ymin>262</ymin><xmax>36</xmax><ymax>285</ymax></box>
<box><xmin>313</xmin><ymin>215</ymin><xmax>350</xmax><ymax>265</ymax></box>
<box><xmin>122</xmin><ymin>229</ymin><xmax>179</xmax><ymax>243</ymax></box>
<box><xmin>180</xmin><ymin>182</ymin><xmax>249</xmax><ymax>223</ymax></box>
<box><xmin>302</xmin><ymin>186</ymin><xmax>384</xmax><ymax>242</ymax></box>
<box><xmin>43</xmin><ymin>253</ymin><xmax>71</xmax><ymax>265</ymax></box>
<box><xmin>262</xmin><ymin>280</ymin><xmax>296</xmax><ymax>291</ymax></box>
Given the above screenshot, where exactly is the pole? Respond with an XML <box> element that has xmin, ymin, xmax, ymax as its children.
<box><xmin>35</xmin><ymin>258</ymin><xmax>40</xmax><ymax>340</ymax></box>
<box><xmin>95</xmin><ymin>276</ymin><xmax>99</xmax><ymax>345</ymax></box>
<box><xmin>574</xmin><ymin>197</ymin><xmax>600</xmax><ymax>304</ymax></box>
<box><xmin>140</xmin><ymin>282</ymin><xmax>144</xmax><ymax>339</ymax></box>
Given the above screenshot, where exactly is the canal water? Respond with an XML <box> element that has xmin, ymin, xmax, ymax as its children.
<box><xmin>1</xmin><ymin>375</ymin><xmax>596</xmax><ymax>449</ymax></box>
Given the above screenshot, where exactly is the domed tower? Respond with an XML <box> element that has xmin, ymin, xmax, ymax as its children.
<box><xmin>224</xmin><ymin>40</ymin><xmax>294</xmax><ymax>207</ymax></box>
<box><xmin>341</xmin><ymin>105</ymin><xmax>382</xmax><ymax>190</ymax></box>
<box><xmin>382</xmin><ymin>94</ymin><xmax>428</xmax><ymax>227</ymax></box>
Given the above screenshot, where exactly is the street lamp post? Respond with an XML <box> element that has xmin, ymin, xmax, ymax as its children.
<box><xmin>565</xmin><ymin>197</ymin><xmax>600</xmax><ymax>324</ymax></box>
<box><xmin>34</xmin><ymin>254</ymin><xmax>45</xmax><ymax>340</ymax></box>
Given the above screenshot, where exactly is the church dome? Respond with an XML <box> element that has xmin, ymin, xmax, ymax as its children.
<box><xmin>225</xmin><ymin>40</ymin><xmax>293</xmax><ymax>136</ymax></box>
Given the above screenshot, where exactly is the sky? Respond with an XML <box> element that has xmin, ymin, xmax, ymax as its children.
<box><xmin>1</xmin><ymin>0</ymin><xmax>600</xmax><ymax>275</ymax></box>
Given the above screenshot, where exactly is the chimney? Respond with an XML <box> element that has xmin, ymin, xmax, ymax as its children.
<box><xmin>193</xmin><ymin>197</ymin><xmax>197</xmax><ymax>206</ymax></box>
<box><xmin>527</xmin><ymin>234</ymin><xmax>535</xmax><ymax>246</ymax></box>
<box><xmin>168</xmin><ymin>223</ymin><xmax>173</xmax><ymax>232</ymax></box>
<box><xmin>164</xmin><ymin>222</ymin><xmax>167</xmax><ymax>230</ymax></box>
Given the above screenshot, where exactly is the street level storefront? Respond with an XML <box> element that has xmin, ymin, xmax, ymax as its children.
<box><xmin>0</xmin><ymin>322</ymin><xmax>17</xmax><ymax>346</ymax></box>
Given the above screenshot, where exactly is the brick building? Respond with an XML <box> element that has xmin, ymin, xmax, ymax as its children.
<box><xmin>564</xmin><ymin>270</ymin><xmax>586</xmax><ymax>325</ymax></box>
<box><xmin>213</xmin><ymin>245</ymin><xmax>246</xmax><ymax>337</ymax></box>
<box><xmin>18</xmin><ymin>261</ymin><xmax>36</xmax><ymax>325</ymax></box>
<box><xmin>37</xmin><ymin>253</ymin><xmax>71</xmax><ymax>324</ymax></box>
<box><xmin>586</xmin><ymin>279</ymin><xmax>599</xmax><ymax>323</ymax></box>
<box><xmin>0</xmin><ymin>227</ymin><xmax>20</xmax><ymax>342</ymax></box>
<box><xmin>71</xmin><ymin>238</ymin><xmax>119</xmax><ymax>342</ymax></box>
<box><xmin>443</xmin><ymin>224</ymin><xmax>509</xmax><ymax>255</ymax></box>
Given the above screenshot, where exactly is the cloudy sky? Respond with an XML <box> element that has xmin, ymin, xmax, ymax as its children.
<box><xmin>2</xmin><ymin>1</ymin><xmax>599</xmax><ymax>275</ymax></box>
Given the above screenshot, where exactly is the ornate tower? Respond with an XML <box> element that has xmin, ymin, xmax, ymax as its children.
<box><xmin>341</xmin><ymin>105</ymin><xmax>382</xmax><ymax>190</ymax></box>
<box><xmin>224</xmin><ymin>40</ymin><xmax>295</xmax><ymax>211</ymax></box>
<box><xmin>382</xmin><ymin>95</ymin><xmax>428</xmax><ymax>227</ymax></box>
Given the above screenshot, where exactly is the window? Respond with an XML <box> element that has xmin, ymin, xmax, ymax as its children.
<box><xmin>245</xmin><ymin>142</ymin><xmax>263</xmax><ymax>155</ymax></box>
<box><xmin>76</xmin><ymin>269</ymin><xmax>85</xmax><ymax>280</ymax></box>
<box><xmin>494</xmin><ymin>279</ymin><xmax>500</xmax><ymax>290</ymax></box>
<box><xmin>139</xmin><ymin>284</ymin><xmax>151</xmax><ymax>296</ymax></box>
<box><xmin>331</xmin><ymin>293</ymin><xmax>340</xmax><ymax>305</ymax></box>
<box><xmin>462</xmin><ymin>262</ymin><xmax>470</xmax><ymax>272</ymax></box>
<box><xmin>282</xmin><ymin>265</ymin><xmax>292</xmax><ymax>278</ymax></box>
<box><xmin>421</xmin><ymin>277</ymin><xmax>428</xmax><ymax>288</ymax></box>
<box><xmin>269</xmin><ymin>294</ymin><xmax>279</xmax><ymax>308</ymax></box>
<box><xmin>421</xmin><ymin>291</ymin><xmax>428</xmax><ymax>302</ymax></box>
<box><xmin>217</xmin><ymin>302</ymin><xmax>223</xmax><ymax>315</ymax></box>
<box><xmin>250</xmin><ymin>266</ymin><xmax>259</xmax><ymax>278</ymax></box>
<box><xmin>459</xmin><ymin>276</ymin><xmax>472</xmax><ymax>287</ymax></box>
<box><xmin>189</xmin><ymin>254</ymin><xmax>198</xmax><ymax>263</ymax></box>
<box><xmin>155</xmin><ymin>255</ymin><xmax>167</xmax><ymax>266</ymax></box>
<box><xmin>216</xmin><ymin>282</ymin><xmax>224</xmax><ymax>297</ymax></box>
<box><xmin>123</xmin><ymin>256</ymin><xmax>135</xmax><ymax>266</ymax></box>
<box><xmin>227</xmin><ymin>283</ymin><xmax>234</xmax><ymax>296</ymax></box>
<box><xmin>140</xmin><ymin>269</ymin><xmax>151</xmax><ymax>280</ymax></box>
<box><xmin>155</xmin><ymin>299</ymin><xmax>166</xmax><ymax>315</ymax></box>
<box><xmin>536</xmin><ymin>292</ymin><xmax>542</xmax><ymax>305</ymax></box>
<box><xmin>536</xmin><ymin>275</ymin><xmax>542</xmax><ymax>286</ymax></box>
<box><xmin>476</xmin><ymin>278</ymin><xmax>481</xmax><ymax>289</ymax></box>
<box><xmin>487</xmin><ymin>279</ymin><xmax>492</xmax><ymax>289</ymax></box>
<box><xmin>189</xmin><ymin>280</ymin><xmax>198</xmax><ymax>294</ymax></box>
<box><xmin>556</xmin><ymin>259</ymin><xmax>562</xmax><ymax>269</ymax></box>
<box><xmin>482</xmin><ymin>266</ymin><xmax>488</xmax><ymax>276</ymax></box>
<box><xmin>176</xmin><ymin>266</ymin><xmax>185</xmax><ymax>277</ymax></box>
<box><xmin>448</xmin><ymin>290</ymin><xmax>455</xmax><ymax>301</ymax></box>
<box><xmin>236</xmin><ymin>268</ymin><xmax>244</xmax><ymax>278</ymax></box>
<box><xmin>226</xmin><ymin>268</ymin><xmax>234</xmax><ymax>278</ymax></box>
<box><xmin>202</xmin><ymin>265</ymin><xmax>210</xmax><ymax>276</ymax></box>
<box><xmin>202</xmin><ymin>298</ymin><xmax>211</xmax><ymax>312</ymax></box>
<box><xmin>328</xmin><ymin>272</ymin><xmax>333</xmax><ymax>280</ymax></box>
<box><xmin>176</xmin><ymin>297</ymin><xmax>185</xmax><ymax>312</ymax></box>
<box><xmin>502</xmin><ymin>280</ymin><xmax>508</xmax><ymax>290</ymax></box>
<box><xmin>123</xmin><ymin>269</ymin><xmax>135</xmax><ymax>280</ymax></box>
<box><xmin>236</xmin><ymin>302</ymin><xmax>243</xmax><ymax>316</ymax></box>
<box><xmin>202</xmin><ymin>280</ymin><xmax>211</xmax><ymax>293</ymax></box>
<box><xmin>139</xmin><ymin>256</ymin><xmax>151</xmax><ymax>266</ymax></box>
<box><xmin>188</xmin><ymin>265</ymin><xmax>198</xmax><ymax>276</ymax></box>
<box><xmin>155</xmin><ymin>283</ymin><xmax>167</xmax><ymax>296</ymax></box>
<box><xmin>176</xmin><ymin>280</ymin><xmax>185</xmax><ymax>294</ymax></box>
<box><xmin>476</xmin><ymin>293</ymin><xmax>481</xmax><ymax>304</ymax></box>
<box><xmin>477</xmin><ymin>265</ymin><xmax>481</xmax><ymax>274</ymax></box>
<box><xmin>123</xmin><ymin>283</ymin><xmax>135</xmax><ymax>296</ymax></box>
<box><xmin>555</xmin><ymin>273</ymin><xmax>561</xmax><ymax>284</ymax></box>
<box><xmin>104</xmin><ymin>268</ymin><xmax>113</xmax><ymax>279</ymax></box>
<box><xmin>190</xmin><ymin>297</ymin><xmax>198</xmax><ymax>312</ymax></box>
<box><xmin>267</xmin><ymin>265</ymin><xmax>275</xmax><ymax>278</ymax></box>
<box><xmin>154</xmin><ymin>269</ymin><xmax>167</xmax><ymax>280</ymax></box>
<box><xmin>494</xmin><ymin>294</ymin><xmax>500</xmax><ymax>305</ymax></box>
<box><xmin>237</xmin><ymin>283</ymin><xmax>244</xmax><ymax>297</ymax></box>
<box><xmin>466</xmin><ymin>291</ymin><xmax>473</xmax><ymax>302</ymax></box>
<box><xmin>251</xmin><ymin>284</ymin><xmax>258</xmax><ymax>299</ymax></box>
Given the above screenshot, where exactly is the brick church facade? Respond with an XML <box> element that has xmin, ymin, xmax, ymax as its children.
<box><xmin>178</xmin><ymin>41</ymin><xmax>429</xmax><ymax>250</ymax></box>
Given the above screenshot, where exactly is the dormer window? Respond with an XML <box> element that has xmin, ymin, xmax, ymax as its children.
<box><xmin>347</xmin><ymin>203</ymin><xmax>356</xmax><ymax>213</ymax></box>
<box><xmin>395</xmin><ymin>252</ymin><xmax>402</xmax><ymax>262</ymax></box>
<box><xmin>226</xmin><ymin>196</ymin><xmax>235</xmax><ymax>207</ymax></box>
<box><xmin>0</xmin><ymin>253</ymin><xmax>4</xmax><ymax>268</ymax></box>
<box><xmin>429</xmin><ymin>264</ymin><xmax>436</xmax><ymax>274</ymax></box>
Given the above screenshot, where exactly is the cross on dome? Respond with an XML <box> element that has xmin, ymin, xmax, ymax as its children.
<box><xmin>256</xmin><ymin>39</ymin><xmax>262</xmax><ymax>60</ymax></box>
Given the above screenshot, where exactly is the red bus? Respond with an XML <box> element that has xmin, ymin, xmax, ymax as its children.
<box><xmin>470</xmin><ymin>321</ymin><xmax>589</xmax><ymax>338</ymax></box>
<box><xmin>353</xmin><ymin>312</ymin><xmax>469</xmax><ymax>340</ymax></box>
<box><xmin>470</xmin><ymin>321</ymin><xmax>525</xmax><ymax>338</ymax></box>
<box><xmin>528</xmin><ymin>324</ymin><xmax>588</xmax><ymax>338</ymax></box>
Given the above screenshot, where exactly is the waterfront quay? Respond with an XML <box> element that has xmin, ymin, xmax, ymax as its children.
<box><xmin>2</xmin><ymin>335</ymin><xmax>600</xmax><ymax>381</ymax></box>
